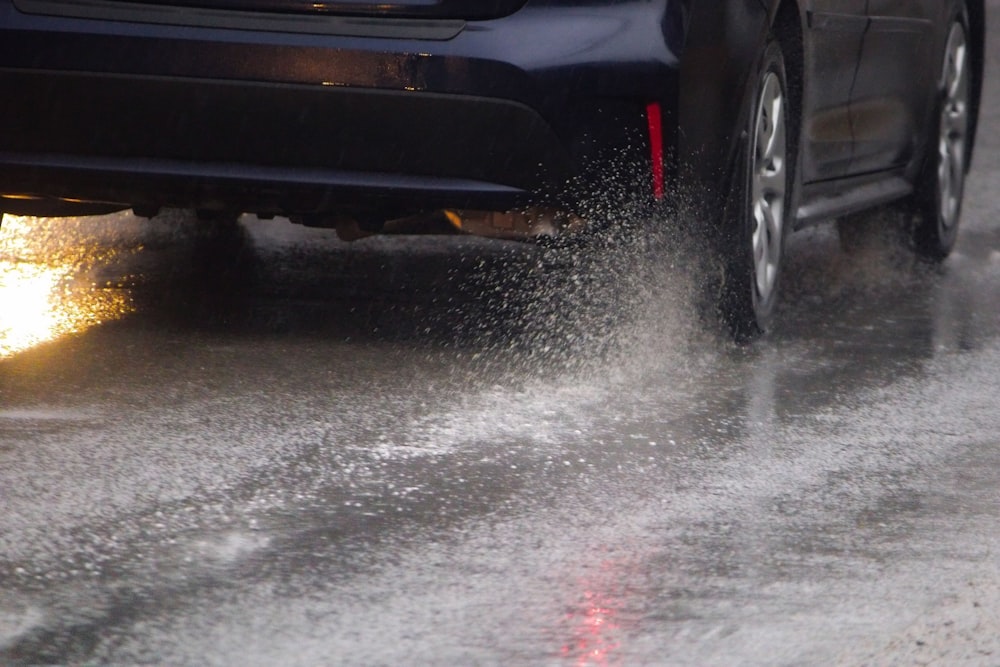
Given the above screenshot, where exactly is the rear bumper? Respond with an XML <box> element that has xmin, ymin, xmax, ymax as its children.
<box><xmin>0</xmin><ymin>70</ymin><xmax>567</xmax><ymax>213</ymax></box>
<box><xmin>0</xmin><ymin>0</ymin><xmax>681</xmax><ymax>216</ymax></box>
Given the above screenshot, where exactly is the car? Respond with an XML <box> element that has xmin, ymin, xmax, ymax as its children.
<box><xmin>0</xmin><ymin>0</ymin><xmax>984</xmax><ymax>338</ymax></box>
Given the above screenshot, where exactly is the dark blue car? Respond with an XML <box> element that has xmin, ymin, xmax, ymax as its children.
<box><xmin>0</xmin><ymin>0</ymin><xmax>984</xmax><ymax>336</ymax></box>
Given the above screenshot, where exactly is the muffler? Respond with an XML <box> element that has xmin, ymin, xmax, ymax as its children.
<box><xmin>331</xmin><ymin>207</ymin><xmax>585</xmax><ymax>242</ymax></box>
<box><xmin>441</xmin><ymin>208</ymin><xmax>586</xmax><ymax>240</ymax></box>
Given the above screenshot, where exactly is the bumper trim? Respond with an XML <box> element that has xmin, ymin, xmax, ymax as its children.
<box><xmin>0</xmin><ymin>152</ymin><xmax>532</xmax><ymax>213</ymax></box>
<box><xmin>13</xmin><ymin>0</ymin><xmax>466</xmax><ymax>39</ymax></box>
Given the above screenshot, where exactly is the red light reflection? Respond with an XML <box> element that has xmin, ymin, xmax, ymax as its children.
<box><xmin>558</xmin><ymin>558</ymin><xmax>632</xmax><ymax>667</ymax></box>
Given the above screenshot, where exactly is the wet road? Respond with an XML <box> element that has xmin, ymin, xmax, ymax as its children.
<box><xmin>3</xmin><ymin>17</ymin><xmax>1000</xmax><ymax>667</ymax></box>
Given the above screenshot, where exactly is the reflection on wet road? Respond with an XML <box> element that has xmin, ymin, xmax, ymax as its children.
<box><xmin>3</xmin><ymin>12</ymin><xmax>1000</xmax><ymax>665</ymax></box>
<box><xmin>0</xmin><ymin>215</ymin><xmax>132</xmax><ymax>357</ymax></box>
<box><xmin>3</xmin><ymin>184</ymin><xmax>1000</xmax><ymax>664</ymax></box>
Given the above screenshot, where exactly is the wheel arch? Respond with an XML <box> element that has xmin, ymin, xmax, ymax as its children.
<box><xmin>675</xmin><ymin>0</ymin><xmax>770</xmax><ymax>214</ymax></box>
<box><xmin>676</xmin><ymin>0</ymin><xmax>804</xmax><ymax>221</ymax></box>
<box><xmin>963</xmin><ymin>0</ymin><xmax>984</xmax><ymax>171</ymax></box>
<box><xmin>769</xmin><ymin>0</ymin><xmax>804</xmax><ymax>215</ymax></box>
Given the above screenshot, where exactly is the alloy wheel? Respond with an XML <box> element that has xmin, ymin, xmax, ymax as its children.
<box><xmin>937</xmin><ymin>21</ymin><xmax>970</xmax><ymax>233</ymax></box>
<box><xmin>750</xmin><ymin>71</ymin><xmax>787</xmax><ymax>306</ymax></box>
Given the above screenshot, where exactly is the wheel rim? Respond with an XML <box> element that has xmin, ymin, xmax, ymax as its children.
<box><xmin>751</xmin><ymin>71</ymin><xmax>786</xmax><ymax>305</ymax></box>
<box><xmin>938</xmin><ymin>21</ymin><xmax>970</xmax><ymax>232</ymax></box>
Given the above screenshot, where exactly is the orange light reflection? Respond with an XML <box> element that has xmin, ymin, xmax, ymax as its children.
<box><xmin>0</xmin><ymin>215</ymin><xmax>133</xmax><ymax>358</ymax></box>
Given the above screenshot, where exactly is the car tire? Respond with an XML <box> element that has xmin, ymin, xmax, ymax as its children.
<box><xmin>718</xmin><ymin>38</ymin><xmax>793</xmax><ymax>341</ymax></box>
<box><xmin>910</xmin><ymin>4</ymin><xmax>971</xmax><ymax>261</ymax></box>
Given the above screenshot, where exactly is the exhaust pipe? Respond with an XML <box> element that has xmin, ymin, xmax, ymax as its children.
<box><xmin>442</xmin><ymin>208</ymin><xmax>586</xmax><ymax>240</ymax></box>
<box><xmin>332</xmin><ymin>207</ymin><xmax>586</xmax><ymax>242</ymax></box>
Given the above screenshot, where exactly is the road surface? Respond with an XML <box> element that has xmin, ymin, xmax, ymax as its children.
<box><xmin>2</xmin><ymin>9</ymin><xmax>1000</xmax><ymax>665</ymax></box>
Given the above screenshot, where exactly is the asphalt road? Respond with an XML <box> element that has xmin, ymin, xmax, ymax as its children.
<box><xmin>3</xmin><ymin>12</ymin><xmax>1000</xmax><ymax>666</ymax></box>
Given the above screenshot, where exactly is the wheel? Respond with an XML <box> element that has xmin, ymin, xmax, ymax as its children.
<box><xmin>718</xmin><ymin>38</ymin><xmax>793</xmax><ymax>340</ymax></box>
<box><xmin>911</xmin><ymin>7</ymin><xmax>971</xmax><ymax>260</ymax></box>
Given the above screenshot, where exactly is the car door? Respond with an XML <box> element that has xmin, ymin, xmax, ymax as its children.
<box><xmin>848</xmin><ymin>0</ymin><xmax>941</xmax><ymax>175</ymax></box>
<box><xmin>800</xmin><ymin>0</ymin><xmax>868</xmax><ymax>183</ymax></box>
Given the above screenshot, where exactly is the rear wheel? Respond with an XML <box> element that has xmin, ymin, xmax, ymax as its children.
<box><xmin>911</xmin><ymin>9</ymin><xmax>971</xmax><ymax>260</ymax></box>
<box><xmin>719</xmin><ymin>39</ymin><xmax>792</xmax><ymax>340</ymax></box>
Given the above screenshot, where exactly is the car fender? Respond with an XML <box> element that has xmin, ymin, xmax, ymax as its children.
<box><xmin>675</xmin><ymin>0</ymin><xmax>772</xmax><ymax>223</ymax></box>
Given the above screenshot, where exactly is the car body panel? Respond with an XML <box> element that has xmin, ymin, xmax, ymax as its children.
<box><xmin>101</xmin><ymin>0</ymin><xmax>530</xmax><ymax>20</ymax></box>
<box><xmin>850</xmin><ymin>0</ymin><xmax>941</xmax><ymax>176</ymax></box>
<box><xmin>675</xmin><ymin>0</ymin><xmax>769</xmax><ymax>205</ymax></box>
<box><xmin>0</xmin><ymin>0</ymin><xmax>984</xmax><ymax>232</ymax></box>
<box><xmin>0</xmin><ymin>0</ymin><xmax>682</xmax><ymax>217</ymax></box>
<box><xmin>798</xmin><ymin>0</ymin><xmax>867</xmax><ymax>183</ymax></box>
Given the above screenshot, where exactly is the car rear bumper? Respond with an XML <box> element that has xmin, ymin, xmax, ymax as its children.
<box><xmin>0</xmin><ymin>69</ymin><xmax>567</xmax><ymax>214</ymax></box>
<box><xmin>0</xmin><ymin>0</ymin><xmax>681</xmax><ymax>216</ymax></box>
